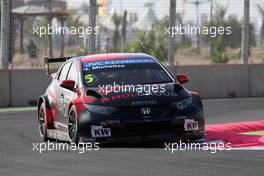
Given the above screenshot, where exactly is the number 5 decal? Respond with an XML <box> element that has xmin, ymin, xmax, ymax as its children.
<box><xmin>84</xmin><ymin>74</ymin><xmax>94</xmax><ymax>84</ymax></box>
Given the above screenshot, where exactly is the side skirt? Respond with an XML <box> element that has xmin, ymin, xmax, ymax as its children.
<box><xmin>47</xmin><ymin>129</ymin><xmax>69</xmax><ymax>142</ymax></box>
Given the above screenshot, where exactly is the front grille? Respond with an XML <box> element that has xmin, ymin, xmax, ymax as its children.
<box><xmin>118</xmin><ymin>106</ymin><xmax>165</xmax><ymax>118</ymax></box>
<box><xmin>125</xmin><ymin>121</ymin><xmax>173</xmax><ymax>134</ymax></box>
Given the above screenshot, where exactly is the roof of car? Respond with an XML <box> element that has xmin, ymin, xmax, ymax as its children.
<box><xmin>74</xmin><ymin>53</ymin><xmax>155</xmax><ymax>63</ymax></box>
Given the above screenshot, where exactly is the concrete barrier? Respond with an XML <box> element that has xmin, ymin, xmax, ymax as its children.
<box><xmin>250</xmin><ymin>64</ymin><xmax>264</xmax><ymax>97</ymax></box>
<box><xmin>176</xmin><ymin>64</ymin><xmax>250</xmax><ymax>99</ymax></box>
<box><xmin>10</xmin><ymin>70</ymin><xmax>51</xmax><ymax>106</ymax></box>
<box><xmin>0</xmin><ymin>64</ymin><xmax>263</xmax><ymax>107</ymax></box>
<box><xmin>0</xmin><ymin>70</ymin><xmax>10</xmax><ymax>107</ymax></box>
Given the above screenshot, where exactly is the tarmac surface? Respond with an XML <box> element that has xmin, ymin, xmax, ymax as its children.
<box><xmin>0</xmin><ymin>98</ymin><xmax>264</xmax><ymax>176</ymax></box>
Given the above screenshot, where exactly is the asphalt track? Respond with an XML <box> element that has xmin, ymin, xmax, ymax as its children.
<box><xmin>0</xmin><ymin>98</ymin><xmax>264</xmax><ymax>176</ymax></box>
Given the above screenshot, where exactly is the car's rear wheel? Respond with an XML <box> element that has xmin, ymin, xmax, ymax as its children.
<box><xmin>68</xmin><ymin>106</ymin><xmax>80</xmax><ymax>144</ymax></box>
<box><xmin>38</xmin><ymin>103</ymin><xmax>48</xmax><ymax>141</ymax></box>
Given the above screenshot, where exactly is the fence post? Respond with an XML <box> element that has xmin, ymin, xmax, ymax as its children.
<box><xmin>0</xmin><ymin>0</ymin><xmax>11</xmax><ymax>69</ymax></box>
<box><xmin>89</xmin><ymin>0</ymin><xmax>97</xmax><ymax>55</ymax></box>
<box><xmin>242</xmin><ymin>0</ymin><xmax>250</xmax><ymax>64</ymax></box>
<box><xmin>168</xmin><ymin>0</ymin><xmax>176</xmax><ymax>74</ymax></box>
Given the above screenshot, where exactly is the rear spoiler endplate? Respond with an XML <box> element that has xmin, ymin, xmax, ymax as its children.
<box><xmin>44</xmin><ymin>56</ymin><xmax>73</xmax><ymax>75</ymax></box>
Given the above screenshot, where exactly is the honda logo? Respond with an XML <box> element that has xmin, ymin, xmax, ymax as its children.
<box><xmin>141</xmin><ymin>107</ymin><xmax>151</xmax><ymax>115</ymax></box>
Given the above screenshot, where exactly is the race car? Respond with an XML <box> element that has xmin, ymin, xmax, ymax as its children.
<box><xmin>37</xmin><ymin>53</ymin><xmax>205</xmax><ymax>144</ymax></box>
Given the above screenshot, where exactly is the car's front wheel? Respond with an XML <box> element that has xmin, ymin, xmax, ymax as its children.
<box><xmin>68</xmin><ymin>106</ymin><xmax>80</xmax><ymax>144</ymax></box>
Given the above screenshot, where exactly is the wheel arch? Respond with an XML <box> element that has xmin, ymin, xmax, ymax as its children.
<box><xmin>68</xmin><ymin>100</ymin><xmax>85</xmax><ymax>118</ymax></box>
<box><xmin>37</xmin><ymin>95</ymin><xmax>54</xmax><ymax>128</ymax></box>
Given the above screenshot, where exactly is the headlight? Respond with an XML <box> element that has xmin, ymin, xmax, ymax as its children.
<box><xmin>171</xmin><ymin>96</ymin><xmax>192</xmax><ymax>110</ymax></box>
<box><xmin>85</xmin><ymin>104</ymin><xmax>117</xmax><ymax>115</ymax></box>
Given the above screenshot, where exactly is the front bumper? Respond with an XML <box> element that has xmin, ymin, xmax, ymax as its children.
<box><xmin>80</xmin><ymin>130</ymin><xmax>205</xmax><ymax>143</ymax></box>
<box><xmin>79</xmin><ymin>96</ymin><xmax>205</xmax><ymax>143</ymax></box>
<box><xmin>79</xmin><ymin>114</ymin><xmax>205</xmax><ymax>143</ymax></box>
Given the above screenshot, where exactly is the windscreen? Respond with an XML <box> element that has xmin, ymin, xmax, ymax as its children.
<box><xmin>81</xmin><ymin>58</ymin><xmax>173</xmax><ymax>87</ymax></box>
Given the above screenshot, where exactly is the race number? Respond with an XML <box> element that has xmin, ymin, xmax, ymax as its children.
<box><xmin>84</xmin><ymin>74</ymin><xmax>94</xmax><ymax>84</ymax></box>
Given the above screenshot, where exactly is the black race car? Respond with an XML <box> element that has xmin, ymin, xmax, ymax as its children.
<box><xmin>37</xmin><ymin>53</ymin><xmax>205</xmax><ymax>144</ymax></box>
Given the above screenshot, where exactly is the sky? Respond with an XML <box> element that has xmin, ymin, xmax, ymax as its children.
<box><xmin>67</xmin><ymin>0</ymin><xmax>264</xmax><ymax>29</ymax></box>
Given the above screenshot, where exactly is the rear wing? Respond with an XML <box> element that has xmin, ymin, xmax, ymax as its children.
<box><xmin>44</xmin><ymin>56</ymin><xmax>73</xmax><ymax>75</ymax></box>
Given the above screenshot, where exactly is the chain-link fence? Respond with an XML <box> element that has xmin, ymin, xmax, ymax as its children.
<box><xmin>1</xmin><ymin>0</ymin><xmax>264</xmax><ymax>68</ymax></box>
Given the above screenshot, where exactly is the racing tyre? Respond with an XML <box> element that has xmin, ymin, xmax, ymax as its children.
<box><xmin>38</xmin><ymin>103</ymin><xmax>48</xmax><ymax>141</ymax></box>
<box><xmin>68</xmin><ymin>106</ymin><xmax>80</xmax><ymax>144</ymax></box>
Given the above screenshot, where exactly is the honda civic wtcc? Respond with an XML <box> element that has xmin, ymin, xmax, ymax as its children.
<box><xmin>37</xmin><ymin>53</ymin><xmax>205</xmax><ymax>144</ymax></box>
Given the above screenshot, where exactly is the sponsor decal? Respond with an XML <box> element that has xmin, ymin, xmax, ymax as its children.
<box><xmin>58</xmin><ymin>96</ymin><xmax>69</xmax><ymax>117</ymax></box>
<box><xmin>100</xmin><ymin>97</ymin><xmax>110</xmax><ymax>103</ymax></box>
<box><xmin>88</xmin><ymin>64</ymin><xmax>125</xmax><ymax>70</ymax></box>
<box><xmin>131</xmin><ymin>100</ymin><xmax>157</xmax><ymax>106</ymax></box>
<box><xmin>141</xmin><ymin>107</ymin><xmax>151</xmax><ymax>115</ymax></box>
<box><xmin>184</xmin><ymin>119</ymin><xmax>199</xmax><ymax>131</ymax></box>
<box><xmin>100</xmin><ymin>120</ymin><xmax>113</xmax><ymax>126</ymax></box>
<box><xmin>100</xmin><ymin>92</ymin><xmax>136</xmax><ymax>103</ymax></box>
<box><xmin>91</xmin><ymin>126</ymin><xmax>111</xmax><ymax>137</ymax></box>
<box><xmin>100</xmin><ymin>120</ymin><xmax>121</xmax><ymax>126</ymax></box>
<box><xmin>82</xmin><ymin>58</ymin><xmax>155</xmax><ymax>69</ymax></box>
<box><xmin>100</xmin><ymin>92</ymin><xmax>178</xmax><ymax>103</ymax></box>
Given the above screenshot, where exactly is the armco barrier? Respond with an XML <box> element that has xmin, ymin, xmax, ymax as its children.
<box><xmin>0</xmin><ymin>64</ymin><xmax>263</xmax><ymax>107</ymax></box>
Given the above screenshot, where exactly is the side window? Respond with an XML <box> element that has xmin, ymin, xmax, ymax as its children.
<box><xmin>58</xmin><ymin>62</ymin><xmax>71</xmax><ymax>81</ymax></box>
<box><xmin>67</xmin><ymin>63</ymin><xmax>79</xmax><ymax>87</ymax></box>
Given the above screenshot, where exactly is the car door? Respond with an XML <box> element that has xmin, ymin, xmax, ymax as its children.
<box><xmin>55</xmin><ymin>62</ymin><xmax>72</xmax><ymax>128</ymax></box>
<box><xmin>62</xmin><ymin>62</ymin><xmax>80</xmax><ymax>122</ymax></box>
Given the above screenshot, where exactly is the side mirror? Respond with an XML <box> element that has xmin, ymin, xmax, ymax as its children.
<box><xmin>176</xmin><ymin>74</ymin><xmax>189</xmax><ymax>84</ymax></box>
<box><xmin>60</xmin><ymin>80</ymin><xmax>75</xmax><ymax>91</ymax></box>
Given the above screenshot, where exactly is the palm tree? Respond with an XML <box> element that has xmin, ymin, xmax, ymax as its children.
<box><xmin>213</xmin><ymin>3</ymin><xmax>228</xmax><ymax>24</ymax></box>
<box><xmin>111</xmin><ymin>12</ymin><xmax>122</xmax><ymax>52</ymax></box>
<box><xmin>256</xmin><ymin>4</ymin><xmax>264</xmax><ymax>45</ymax></box>
<box><xmin>210</xmin><ymin>4</ymin><xmax>228</xmax><ymax>52</ymax></box>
